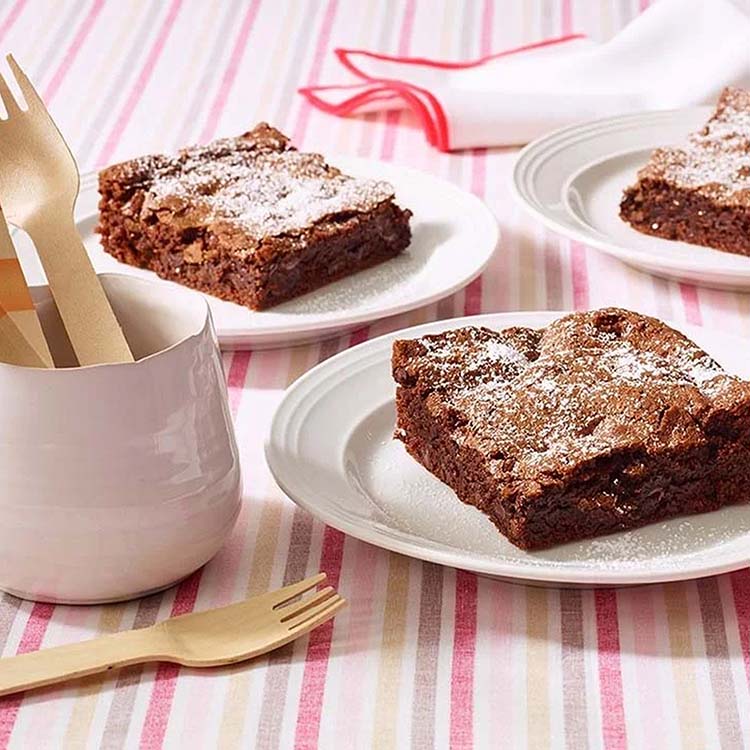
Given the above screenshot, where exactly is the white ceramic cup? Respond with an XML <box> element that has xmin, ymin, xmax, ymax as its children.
<box><xmin>0</xmin><ymin>273</ymin><xmax>242</xmax><ymax>603</ymax></box>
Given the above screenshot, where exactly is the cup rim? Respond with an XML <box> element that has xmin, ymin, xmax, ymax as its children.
<box><xmin>0</xmin><ymin>273</ymin><xmax>213</xmax><ymax>373</ymax></box>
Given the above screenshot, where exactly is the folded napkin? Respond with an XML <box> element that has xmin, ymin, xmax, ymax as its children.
<box><xmin>300</xmin><ymin>0</ymin><xmax>750</xmax><ymax>151</ymax></box>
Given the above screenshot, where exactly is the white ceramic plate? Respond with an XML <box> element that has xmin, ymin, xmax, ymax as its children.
<box><xmin>512</xmin><ymin>107</ymin><xmax>750</xmax><ymax>290</ymax></box>
<box><xmin>14</xmin><ymin>158</ymin><xmax>498</xmax><ymax>349</ymax></box>
<box><xmin>266</xmin><ymin>311</ymin><xmax>750</xmax><ymax>587</ymax></box>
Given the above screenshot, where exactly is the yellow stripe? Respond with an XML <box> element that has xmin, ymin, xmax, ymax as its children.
<box><xmin>371</xmin><ymin>554</ymin><xmax>411</xmax><ymax>750</ymax></box>
<box><xmin>526</xmin><ymin>587</ymin><xmax>550</xmax><ymax>748</ymax></box>
<box><xmin>61</xmin><ymin>5</ymin><xmax>217</xmax><ymax>740</ymax></box>
<box><xmin>326</xmin><ymin>0</ymin><xmax>379</xmax><ymax>156</ymax></box>
<box><xmin>600</xmin><ymin>0</ymin><xmax>615</xmax><ymax>39</ymax></box>
<box><xmin>663</xmin><ymin>583</ymin><xmax>705</xmax><ymax>749</ymax></box>
<box><xmin>734</xmin><ymin>294</ymin><xmax>750</xmax><ymax>337</ymax></box>
<box><xmin>156</xmin><ymin>0</ymin><xmax>225</xmax><ymax>143</ymax></box>
<box><xmin>440</xmin><ymin>0</ymin><xmax>460</xmax><ymax>54</ymax></box>
<box><xmin>216</xmin><ymin>346</ymin><xmax>313</xmax><ymax>747</ymax></box>
<box><xmin>63</xmin><ymin>605</ymin><xmax>128</xmax><ymax>749</ymax></box>
<box><xmin>518</xmin><ymin>232</ymin><xmax>539</xmax><ymax>309</ymax></box>
<box><xmin>217</xmin><ymin>501</ymin><xmax>285</xmax><ymax>746</ymax></box>
<box><xmin>77</xmin><ymin>1</ymin><xmax>151</xmax><ymax>116</ymax></box>
<box><xmin>253</xmin><ymin>1</ymin><xmax>299</xmax><ymax>124</ymax></box>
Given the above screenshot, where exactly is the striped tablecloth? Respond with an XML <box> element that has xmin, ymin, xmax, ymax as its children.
<box><xmin>1</xmin><ymin>1</ymin><xmax>749</xmax><ymax>748</ymax></box>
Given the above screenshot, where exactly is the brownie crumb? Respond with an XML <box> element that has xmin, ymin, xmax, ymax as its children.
<box><xmin>620</xmin><ymin>87</ymin><xmax>750</xmax><ymax>255</ymax></box>
<box><xmin>392</xmin><ymin>308</ymin><xmax>750</xmax><ymax>550</ymax></box>
<box><xmin>97</xmin><ymin>123</ymin><xmax>412</xmax><ymax>310</ymax></box>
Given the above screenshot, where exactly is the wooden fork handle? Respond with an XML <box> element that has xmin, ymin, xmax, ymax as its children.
<box><xmin>0</xmin><ymin>628</ymin><xmax>165</xmax><ymax>697</ymax></box>
<box><xmin>26</xmin><ymin>214</ymin><xmax>134</xmax><ymax>366</ymax></box>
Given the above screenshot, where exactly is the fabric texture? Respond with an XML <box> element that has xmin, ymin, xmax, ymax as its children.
<box><xmin>0</xmin><ymin>1</ymin><xmax>749</xmax><ymax>749</ymax></box>
<box><xmin>302</xmin><ymin>0</ymin><xmax>750</xmax><ymax>149</ymax></box>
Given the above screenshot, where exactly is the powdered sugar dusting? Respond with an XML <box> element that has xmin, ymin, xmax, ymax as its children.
<box><xmin>136</xmin><ymin>128</ymin><xmax>395</xmax><ymax>241</ymax></box>
<box><xmin>643</xmin><ymin>87</ymin><xmax>750</xmax><ymax>203</ymax></box>
<box><xmin>401</xmin><ymin>309</ymin><xmax>745</xmax><ymax>477</ymax></box>
<box><xmin>348</xmin><ymin>393</ymin><xmax>750</xmax><ymax>571</ymax></box>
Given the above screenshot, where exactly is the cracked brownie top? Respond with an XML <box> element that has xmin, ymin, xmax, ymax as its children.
<box><xmin>392</xmin><ymin>308</ymin><xmax>750</xmax><ymax>481</ymax></box>
<box><xmin>98</xmin><ymin>123</ymin><xmax>397</xmax><ymax>252</ymax></box>
<box><xmin>634</xmin><ymin>87</ymin><xmax>750</xmax><ymax>206</ymax></box>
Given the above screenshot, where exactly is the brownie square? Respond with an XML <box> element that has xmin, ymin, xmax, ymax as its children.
<box><xmin>392</xmin><ymin>308</ymin><xmax>750</xmax><ymax>550</ymax></box>
<box><xmin>97</xmin><ymin>124</ymin><xmax>412</xmax><ymax>310</ymax></box>
<box><xmin>620</xmin><ymin>87</ymin><xmax>750</xmax><ymax>255</ymax></box>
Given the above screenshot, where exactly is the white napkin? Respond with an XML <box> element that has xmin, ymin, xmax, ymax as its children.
<box><xmin>300</xmin><ymin>0</ymin><xmax>750</xmax><ymax>151</ymax></box>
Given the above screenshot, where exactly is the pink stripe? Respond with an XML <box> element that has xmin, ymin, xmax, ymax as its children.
<box><xmin>479</xmin><ymin>0</ymin><xmax>493</xmax><ymax>53</ymax></box>
<box><xmin>352</xmin><ymin>0</ymin><xmax>416</xmax><ymax>340</ymax></box>
<box><xmin>463</xmin><ymin>277</ymin><xmax>483</xmax><ymax>316</ymax></box>
<box><xmin>266</xmin><ymin>0</ymin><xmax>344</xmax><ymax>747</ymax></box>
<box><xmin>0</xmin><ymin>3</ymin><xmax>114</xmax><ymax>736</ymax></box>
<box><xmin>348</xmin><ymin>327</ymin><xmax>370</xmax><ymax>347</ymax></box>
<box><xmin>379</xmin><ymin>0</ymin><xmax>417</xmax><ymax>161</ymax></box>
<box><xmin>335</xmin><ymin>543</ymin><xmax>379</xmax><ymax>748</ymax></box>
<box><xmin>486</xmin><ymin>581</ymin><xmax>514</xmax><ymax>748</ymax></box>
<box><xmin>42</xmin><ymin>0</ymin><xmax>104</xmax><ymax>102</ymax></box>
<box><xmin>139</xmin><ymin>572</ymin><xmax>202</xmax><ymax>749</ymax></box>
<box><xmin>379</xmin><ymin>109</ymin><xmax>401</xmax><ymax>162</ymax></box>
<box><xmin>138</xmin><ymin>347</ymin><xmax>249</xmax><ymax>748</ymax></box>
<box><xmin>463</xmin><ymin>144</ymin><xmax>488</xmax><ymax>316</ymax></box>
<box><xmin>0</xmin><ymin>603</ymin><xmax>55</xmax><ymax>750</ymax></box>
<box><xmin>731</xmin><ymin>570</ymin><xmax>750</xmax><ymax>686</ymax></box>
<box><xmin>96</xmin><ymin>0</ymin><xmax>183</xmax><ymax>167</ymax></box>
<box><xmin>570</xmin><ymin>241</ymin><xmax>590</xmax><ymax>309</ymax></box>
<box><xmin>13</xmin><ymin>604</ymin><xmax>54</xmax><ymax>654</ymax></box>
<box><xmin>561</xmin><ymin>0</ymin><xmax>573</xmax><ymax>35</ymax></box>
<box><xmin>226</xmin><ymin>351</ymin><xmax>252</xmax><ymax>416</ymax></box>
<box><xmin>461</xmin><ymin>0</ymin><xmax>493</xmax><ymax>319</ymax></box>
<box><xmin>293</xmin><ymin>527</ymin><xmax>346</xmax><ymax>750</ymax></box>
<box><xmin>0</xmin><ymin>0</ymin><xmax>27</xmax><ymax>42</ymax></box>
<box><xmin>595</xmin><ymin>590</ymin><xmax>627</xmax><ymax>749</ymax></box>
<box><xmin>544</xmin><ymin>237</ymin><xmax>564</xmax><ymax>308</ymax></box>
<box><xmin>679</xmin><ymin>284</ymin><xmax>702</xmax><ymax>325</ymax></box>
<box><xmin>198</xmin><ymin>0</ymin><xmax>263</xmax><ymax>144</ymax></box>
<box><xmin>449</xmin><ymin>570</ymin><xmax>478</xmax><ymax>750</ymax></box>
<box><xmin>292</xmin><ymin>0</ymin><xmax>339</xmax><ymax>148</ymax></box>
<box><xmin>628</xmin><ymin>589</ymin><xmax>667</xmax><ymax>750</ymax></box>
<box><xmin>467</xmin><ymin>149</ymin><xmax>488</xmax><ymax>213</ymax></box>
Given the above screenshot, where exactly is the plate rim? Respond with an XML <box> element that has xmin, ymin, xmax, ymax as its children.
<box><xmin>509</xmin><ymin>105</ymin><xmax>750</xmax><ymax>281</ymax></box>
<box><xmin>77</xmin><ymin>156</ymin><xmax>500</xmax><ymax>344</ymax></box>
<box><xmin>266</xmin><ymin>309</ymin><xmax>750</xmax><ymax>587</ymax></box>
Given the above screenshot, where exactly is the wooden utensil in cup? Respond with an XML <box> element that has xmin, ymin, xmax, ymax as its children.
<box><xmin>0</xmin><ymin>298</ymin><xmax>47</xmax><ymax>367</ymax></box>
<box><xmin>0</xmin><ymin>573</ymin><xmax>345</xmax><ymax>697</ymax></box>
<box><xmin>0</xmin><ymin>55</ymin><xmax>132</xmax><ymax>365</ymax></box>
<box><xmin>0</xmin><ymin>204</ymin><xmax>52</xmax><ymax>366</ymax></box>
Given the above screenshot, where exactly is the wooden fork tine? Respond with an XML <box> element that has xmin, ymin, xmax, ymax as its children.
<box><xmin>285</xmin><ymin>595</ymin><xmax>345</xmax><ymax>631</ymax></box>
<box><xmin>269</xmin><ymin>572</ymin><xmax>327</xmax><ymax>608</ymax></box>
<box><xmin>279</xmin><ymin>587</ymin><xmax>336</xmax><ymax>622</ymax></box>
<box><xmin>6</xmin><ymin>55</ymin><xmax>44</xmax><ymax>112</ymax></box>
<box><xmin>0</xmin><ymin>71</ymin><xmax>20</xmax><ymax>117</ymax></box>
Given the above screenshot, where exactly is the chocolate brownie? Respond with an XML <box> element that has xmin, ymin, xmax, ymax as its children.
<box><xmin>97</xmin><ymin>124</ymin><xmax>412</xmax><ymax>310</ymax></box>
<box><xmin>392</xmin><ymin>308</ymin><xmax>750</xmax><ymax>550</ymax></box>
<box><xmin>620</xmin><ymin>87</ymin><xmax>750</xmax><ymax>255</ymax></box>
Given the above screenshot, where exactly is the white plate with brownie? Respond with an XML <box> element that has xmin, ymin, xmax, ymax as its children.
<box><xmin>267</xmin><ymin>308</ymin><xmax>750</xmax><ymax>587</ymax></box>
<box><xmin>14</xmin><ymin>125</ymin><xmax>498</xmax><ymax>349</ymax></box>
<box><xmin>513</xmin><ymin>88</ymin><xmax>750</xmax><ymax>290</ymax></box>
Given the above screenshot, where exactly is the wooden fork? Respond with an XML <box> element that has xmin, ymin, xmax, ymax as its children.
<box><xmin>0</xmin><ymin>298</ymin><xmax>47</xmax><ymax>367</ymax></box>
<box><xmin>0</xmin><ymin>55</ymin><xmax>133</xmax><ymax>365</ymax></box>
<box><xmin>0</xmin><ymin>573</ymin><xmax>344</xmax><ymax>697</ymax></box>
<box><xmin>0</xmin><ymin>204</ymin><xmax>52</xmax><ymax>366</ymax></box>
